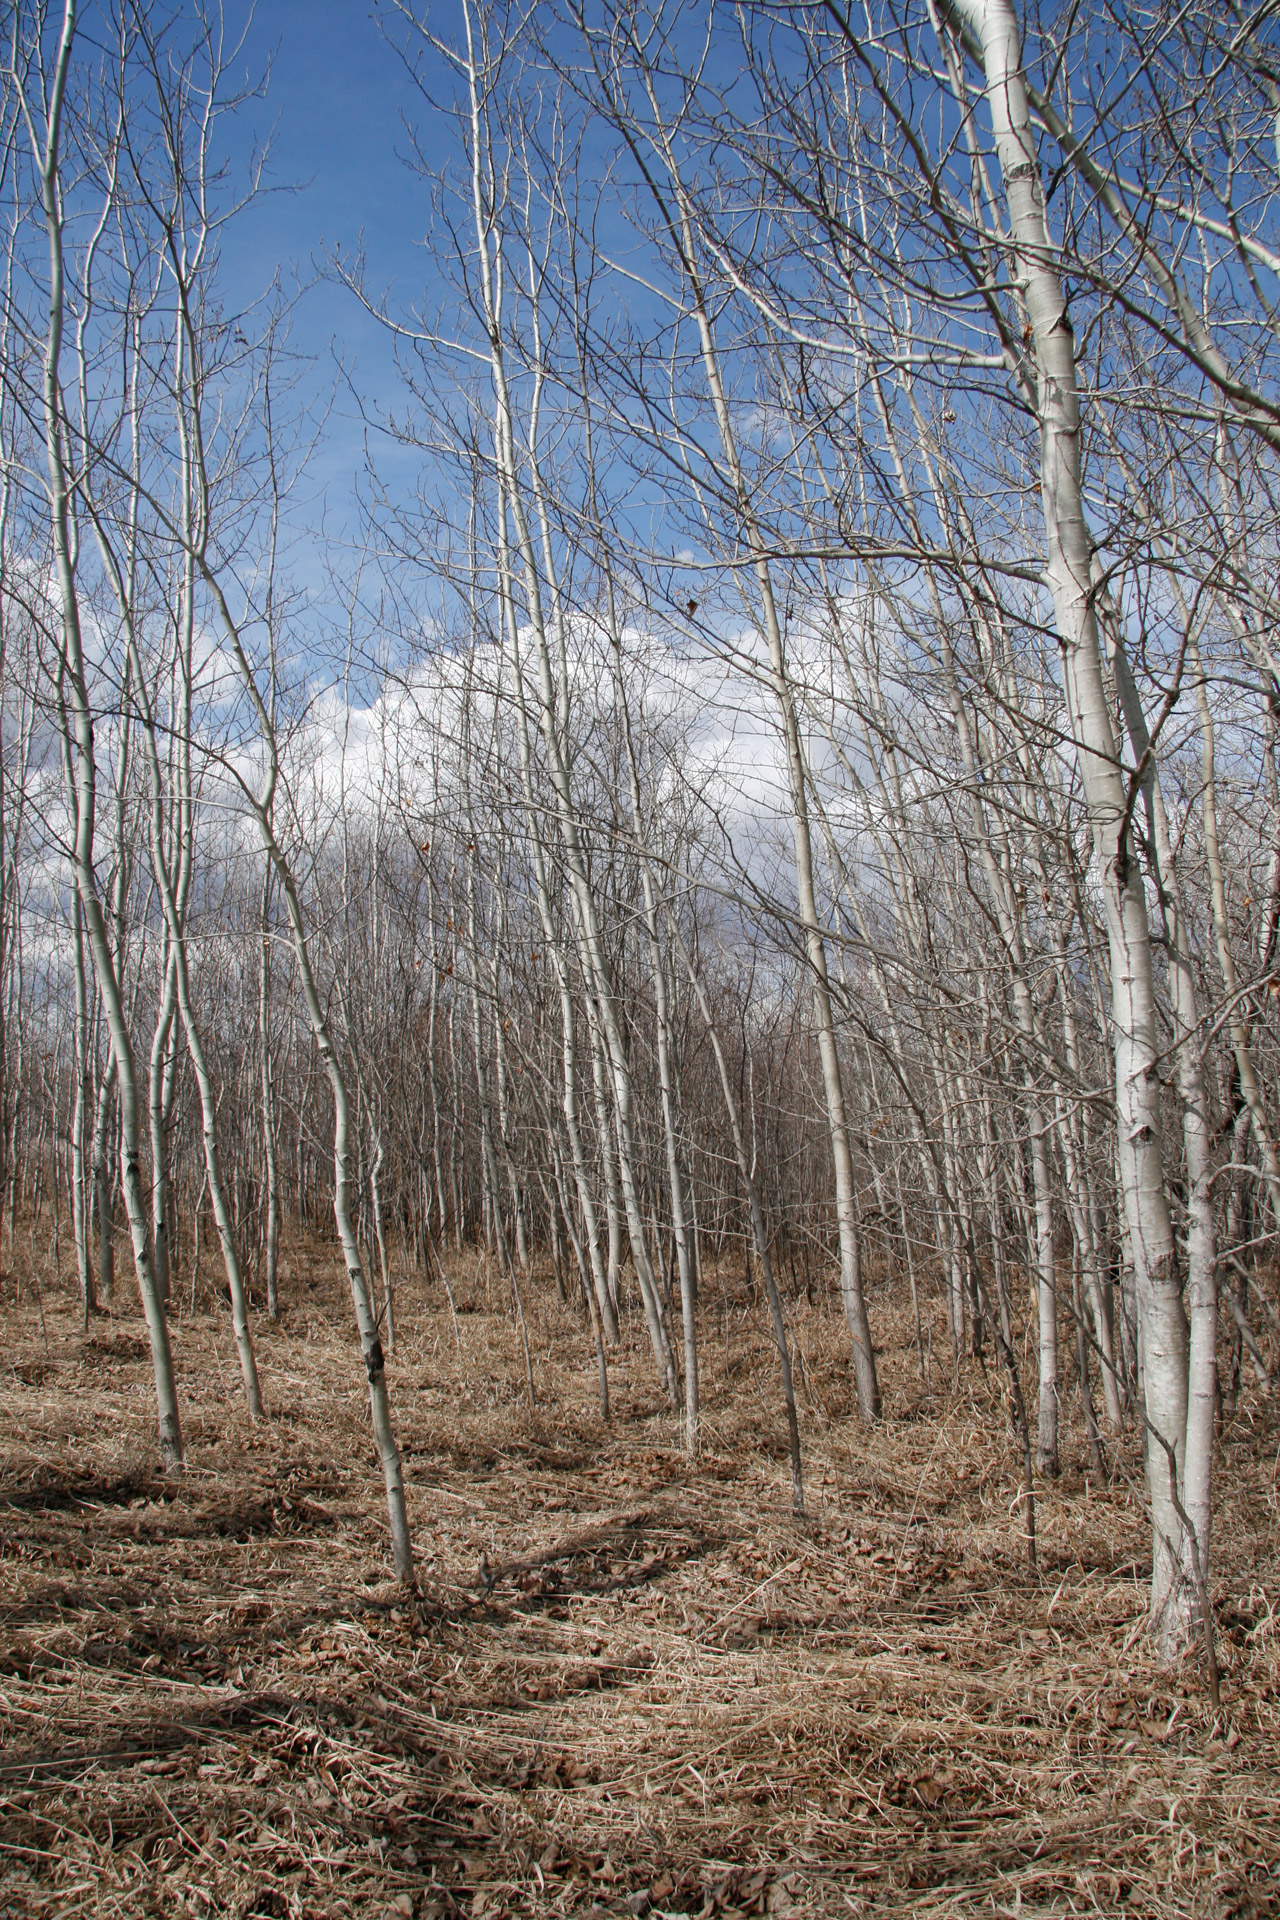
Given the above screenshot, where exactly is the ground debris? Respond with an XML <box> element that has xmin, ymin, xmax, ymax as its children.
<box><xmin>1</xmin><ymin>1251</ymin><xmax>1277</xmax><ymax>1918</ymax></box>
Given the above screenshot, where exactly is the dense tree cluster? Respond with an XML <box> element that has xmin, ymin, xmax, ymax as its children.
<box><xmin>2</xmin><ymin>0</ymin><xmax>1278</xmax><ymax>1657</ymax></box>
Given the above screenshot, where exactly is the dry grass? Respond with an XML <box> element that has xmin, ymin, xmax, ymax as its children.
<box><xmin>2</xmin><ymin>1237</ymin><xmax>1278</xmax><ymax>1919</ymax></box>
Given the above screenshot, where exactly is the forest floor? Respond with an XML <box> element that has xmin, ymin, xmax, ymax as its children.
<box><xmin>1</xmin><ymin>1238</ymin><xmax>1279</xmax><ymax>1920</ymax></box>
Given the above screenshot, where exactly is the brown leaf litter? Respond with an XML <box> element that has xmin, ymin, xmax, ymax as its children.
<box><xmin>1</xmin><ymin>1242</ymin><xmax>1277</xmax><ymax>1918</ymax></box>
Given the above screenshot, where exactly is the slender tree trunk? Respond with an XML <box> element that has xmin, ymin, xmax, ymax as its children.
<box><xmin>259</xmin><ymin>870</ymin><xmax>280</xmax><ymax>1320</ymax></box>
<box><xmin>673</xmin><ymin>919</ymin><xmax>803</xmax><ymax>1511</ymax></box>
<box><xmin>668</xmin><ymin>191</ymin><xmax>878</xmax><ymax>1418</ymax></box>
<box><xmin>955</xmin><ymin>0</ymin><xmax>1190</xmax><ymax>1645</ymax></box>
<box><xmin>370</xmin><ymin>1125</ymin><xmax>394</xmax><ymax>1358</ymax></box>
<box><xmin>70</xmin><ymin>898</ymin><xmax>94</xmax><ymax>1327</ymax></box>
<box><xmin>192</xmin><ymin>572</ymin><xmax>414</xmax><ymax>1577</ymax></box>
<box><xmin>148</xmin><ymin>963</ymin><xmax>178</xmax><ymax>1315</ymax></box>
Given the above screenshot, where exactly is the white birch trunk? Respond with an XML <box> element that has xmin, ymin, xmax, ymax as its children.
<box><xmin>954</xmin><ymin>0</ymin><xmax>1191</xmax><ymax>1643</ymax></box>
<box><xmin>36</xmin><ymin>2</ymin><xmax>182</xmax><ymax>1466</ymax></box>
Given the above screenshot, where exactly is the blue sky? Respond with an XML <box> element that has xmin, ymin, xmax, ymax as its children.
<box><xmin>209</xmin><ymin>3</ymin><xmax>704</xmax><ymax>643</ymax></box>
<box><xmin>224</xmin><ymin>2</ymin><xmax>454</xmax><ymax>546</ymax></box>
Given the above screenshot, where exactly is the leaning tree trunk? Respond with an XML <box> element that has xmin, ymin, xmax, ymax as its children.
<box><xmin>954</xmin><ymin>0</ymin><xmax>1193</xmax><ymax>1648</ymax></box>
<box><xmin>37</xmin><ymin>1</ymin><xmax>182</xmax><ymax>1467</ymax></box>
<box><xmin>193</xmin><ymin>565</ymin><xmax>414</xmax><ymax>1580</ymax></box>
